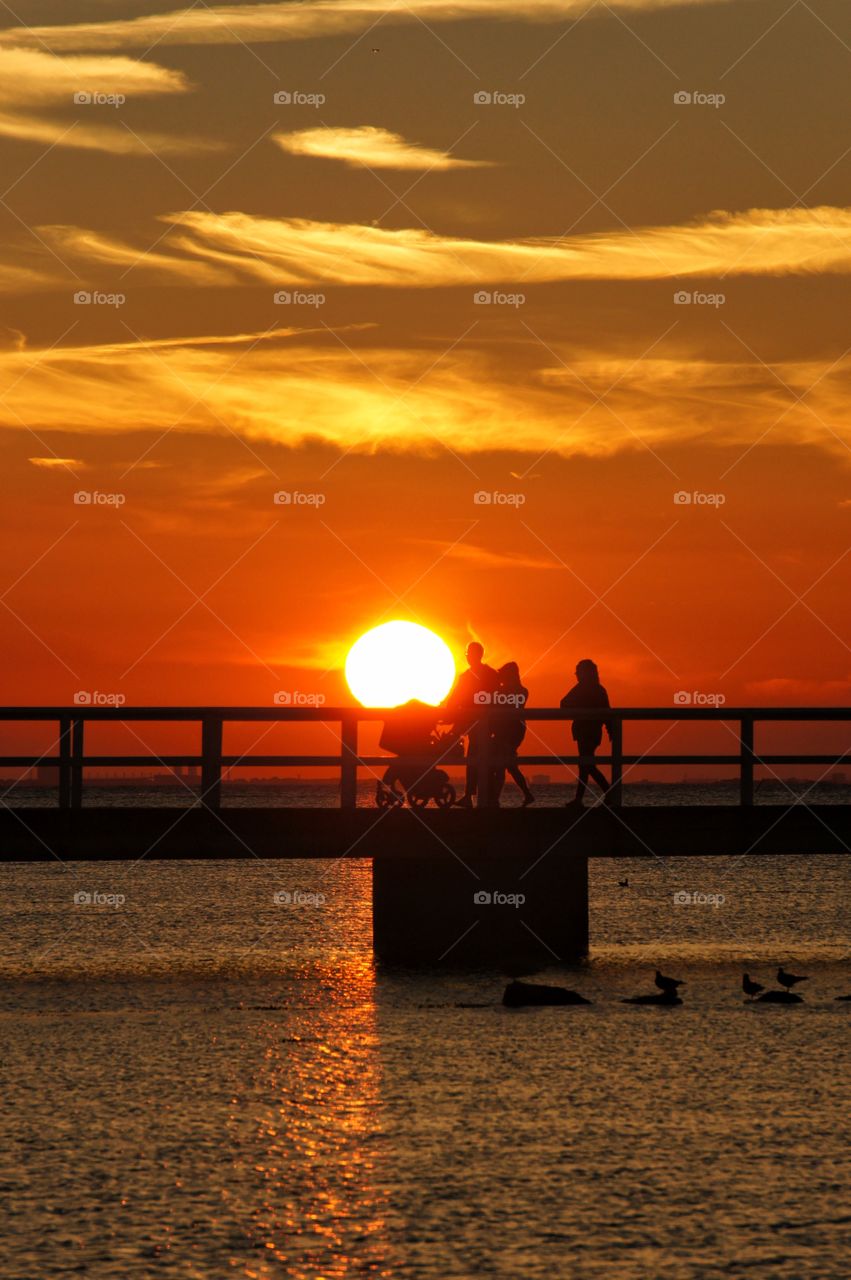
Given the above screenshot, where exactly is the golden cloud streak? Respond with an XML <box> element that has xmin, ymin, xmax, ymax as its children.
<box><xmin>0</xmin><ymin>329</ymin><xmax>849</xmax><ymax>460</ymax></box>
<box><xmin>107</xmin><ymin>206</ymin><xmax>851</xmax><ymax>287</ymax></box>
<box><xmin>0</xmin><ymin>0</ymin><xmax>742</xmax><ymax>50</ymax></box>
<box><xmin>273</xmin><ymin>126</ymin><xmax>491</xmax><ymax>171</ymax></box>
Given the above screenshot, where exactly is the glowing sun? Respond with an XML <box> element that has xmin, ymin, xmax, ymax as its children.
<box><xmin>345</xmin><ymin>621</ymin><xmax>456</xmax><ymax>708</ymax></box>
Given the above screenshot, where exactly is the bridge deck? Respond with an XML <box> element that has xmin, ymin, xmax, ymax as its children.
<box><xmin>2</xmin><ymin>804</ymin><xmax>850</xmax><ymax>861</ymax></box>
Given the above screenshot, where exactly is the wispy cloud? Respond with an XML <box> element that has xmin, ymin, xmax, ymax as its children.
<box><xmin>0</xmin><ymin>0</ymin><xmax>742</xmax><ymax>51</ymax></box>
<box><xmin>0</xmin><ymin>47</ymin><xmax>215</xmax><ymax>155</ymax></box>
<box><xmin>1</xmin><ymin>327</ymin><xmax>849</xmax><ymax>461</ymax></box>
<box><xmin>113</xmin><ymin>206</ymin><xmax>851</xmax><ymax>287</ymax></box>
<box><xmin>273</xmin><ymin>126</ymin><xmax>491</xmax><ymax>171</ymax></box>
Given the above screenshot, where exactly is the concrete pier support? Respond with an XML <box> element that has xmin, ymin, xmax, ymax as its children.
<box><xmin>372</xmin><ymin>851</ymin><xmax>589</xmax><ymax>967</ymax></box>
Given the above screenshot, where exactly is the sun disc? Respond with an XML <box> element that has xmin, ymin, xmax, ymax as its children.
<box><xmin>345</xmin><ymin>621</ymin><xmax>455</xmax><ymax>707</ymax></box>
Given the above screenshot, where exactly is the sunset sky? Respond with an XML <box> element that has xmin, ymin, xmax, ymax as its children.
<box><xmin>1</xmin><ymin>0</ymin><xmax>850</xmax><ymax>752</ymax></box>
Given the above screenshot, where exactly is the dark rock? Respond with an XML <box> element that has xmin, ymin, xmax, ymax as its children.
<box><xmin>502</xmin><ymin>980</ymin><xmax>591</xmax><ymax>1007</ymax></box>
<box><xmin>756</xmin><ymin>990</ymin><xmax>803</xmax><ymax>1004</ymax></box>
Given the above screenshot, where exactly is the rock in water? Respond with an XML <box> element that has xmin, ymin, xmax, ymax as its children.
<box><xmin>756</xmin><ymin>990</ymin><xmax>803</xmax><ymax>1004</ymax></box>
<box><xmin>622</xmin><ymin>991</ymin><xmax>683</xmax><ymax>1006</ymax></box>
<box><xmin>502</xmin><ymin>980</ymin><xmax>591</xmax><ymax>1007</ymax></box>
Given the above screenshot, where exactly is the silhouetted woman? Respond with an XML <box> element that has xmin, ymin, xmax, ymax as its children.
<box><xmin>493</xmin><ymin>662</ymin><xmax>535</xmax><ymax>807</ymax></box>
<box><xmin>560</xmin><ymin>659</ymin><xmax>613</xmax><ymax>807</ymax></box>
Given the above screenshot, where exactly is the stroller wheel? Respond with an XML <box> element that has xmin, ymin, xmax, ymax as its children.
<box><xmin>375</xmin><ymin>780</ymin><xmax>402</xmax><ymax>809</ymax></box>
<box><xmin>435</xmin><ymin>782</ymin><xmax>456</xmax><ymax>809</ymax></box>
<box><xmin>408</xmin><ymin>792</ymin><xmax>429</xmax><ymax>809</ymax></box>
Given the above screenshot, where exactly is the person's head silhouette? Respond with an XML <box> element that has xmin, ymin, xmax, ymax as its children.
<box><xmin>576</xmin><ymin>658</ymin><xmax>599</xmax><ymax>684</ymax></box>
<box><xmin>466</xmin><ymin>641</ymin><xmax>485</xmax><ymax>670</ymax></box>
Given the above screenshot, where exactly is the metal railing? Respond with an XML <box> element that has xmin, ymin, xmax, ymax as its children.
<box><xmin>0</xmin><ymin>706</ymin><xmax>849</xmax><ymax>809</ymax></box>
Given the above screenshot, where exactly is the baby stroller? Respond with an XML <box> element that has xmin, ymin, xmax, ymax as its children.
<box><xmin>375</xmin><ymin>701</ymin><xmax>461</xmax><ymax>809</ymax></box>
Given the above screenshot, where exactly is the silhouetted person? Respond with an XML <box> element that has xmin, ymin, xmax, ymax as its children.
<box><xmin>560</xmin><ymin>658</ymin><xmax>613</xmax><ymax>807</ymax></box>
<box><xmin>493</xmin><ymin>662</ymin><xmax>534</xmax><ymax>806</ymax></box>
<box><xmin>445</xmin><ymin>641</ymin><xmax>499</xmax><ymax>807</ymax></box>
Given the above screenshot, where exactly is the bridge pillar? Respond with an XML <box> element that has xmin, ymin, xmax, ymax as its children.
<box><xmin>372</xmin><ymin>850</ymin><xmax>588</xmax><ymax>967</ymax></box>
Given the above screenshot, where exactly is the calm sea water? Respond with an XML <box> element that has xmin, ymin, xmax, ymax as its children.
<box><xmin>1</xmin><ymin>789</ymin><xmax>850</xmax><ymax>1278</ymax></box>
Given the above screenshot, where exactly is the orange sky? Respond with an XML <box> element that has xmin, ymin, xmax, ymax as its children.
<box><xmin>1</xmin><ymin>0</ymin><xmax>850</xmax><ymax>749</ymax></box>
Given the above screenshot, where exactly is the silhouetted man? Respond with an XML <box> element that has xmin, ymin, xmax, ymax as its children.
<box><xmin>445</xmin><ymin>641</ymin><xmax>499</xmax><ymax>806</ymax></box>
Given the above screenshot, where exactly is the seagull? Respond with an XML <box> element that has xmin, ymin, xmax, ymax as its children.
<box><xmin>743</xmin><ymin>973</ymin><xmax>764</xmax><ymax>999</ymax></box>
<box><xmin>655</xmin><ymin>969</ymin><xmax>684</xmax><ymax>995</ymax></box>
<box><xmin>777</xmin><ymin>966</ymin><xmax>809</xmax><ymax>990</ymax></box>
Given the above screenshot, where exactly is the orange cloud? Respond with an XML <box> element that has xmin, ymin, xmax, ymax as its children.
<box><xmin>0</xmin><ymin>0</ymin><xmax>743</xmax><ymax>51</ymax></box>
<box><xmin>273</xmin><ymin>126</ymin><xmax>491</xmax><ymax>171</ymax></box>
<box><xmin>0</xmin><ymin>48</ymin><xmax>216</xmax><ymax>155</ymax></box>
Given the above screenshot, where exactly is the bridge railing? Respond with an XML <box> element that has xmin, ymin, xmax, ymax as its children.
<box><xmin>0</xmin><ymin>706</ymin><xmax>850</xmax><ymax>810</ymax></box>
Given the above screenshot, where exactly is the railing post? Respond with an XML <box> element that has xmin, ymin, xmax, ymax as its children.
<box><xmin>201</xmin><ymin>714</ymin><xmax>223</xmax><ymax>810</ymax></box>
<box><xmin>610</xmin><ymin>716</ymin><xmax>623</xmax><ymax>807</ymax></box>
<box><xmin>58</xmin><ymin>717</ymin><xmax>71</xmax><ymax>809</ymax></box>
<box><xmin>477</xmin><ymin>709</ymin><xmax>494</xmax><ymax>809</ymax></box>
<box><xmin>740</xmin><ymin>716</ymin><xmax>754</xmax><ymax>807</ymax></box>
<box><xmin>70</xmin><ymin>717</ymin><xmax>84</xmax><ymax>809</ymax></box>
<box><xmin>340</xmin><ymin>712</ymin><xmax>358</xmax><ymax>809</ymax></box>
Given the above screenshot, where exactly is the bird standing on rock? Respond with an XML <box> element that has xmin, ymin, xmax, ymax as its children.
<box><xmin>743</xmin><ymin>973</ymin><xmax>764</xmax><ymax>999</ymax></box>
<box><xmin>655</xmin><ymin>969</ymin><xmax>684</xmax><ymax>995</ymax></box>
<box><xmin>777</xmin><ymin>966</ymin><xmax>809</xmax><ymax>990</ymax></box>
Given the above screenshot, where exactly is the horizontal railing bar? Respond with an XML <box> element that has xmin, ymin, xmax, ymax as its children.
<box><xmin>4</xmin><ymin>754</ymin><xmax>850</xmax><ymax>771</ymax></box>
<box><xmin>0</xmin><ymin>706</ymin><xmax>851</xmax><ymax>722</ymax></box>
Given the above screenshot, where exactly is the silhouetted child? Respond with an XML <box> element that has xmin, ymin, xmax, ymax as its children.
<box><xmin>493</xmin><ymin>661</ymin><xmax>534</xmax><ymax>807</ymax></box>
<box><xmin>560</xmin><ymin>659</ymin><xmax>613</xmax><ymax>807</ymax></box>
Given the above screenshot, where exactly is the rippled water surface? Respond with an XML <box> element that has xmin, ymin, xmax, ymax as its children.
<box><xmin>2</xmin><ymin>849</ymin><xmax>850</xmax><ymax>1279</ymax></box>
